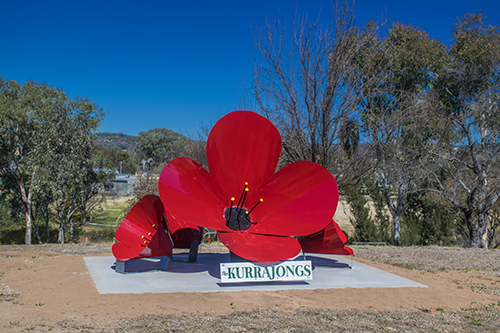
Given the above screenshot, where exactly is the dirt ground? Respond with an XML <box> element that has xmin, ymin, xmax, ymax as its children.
<box><xmin>1</xmin><ymin>244</ymin><xmax>499</xmax><ymax>332</ymax></box>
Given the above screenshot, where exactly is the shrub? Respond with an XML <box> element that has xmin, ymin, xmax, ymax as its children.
<box><xmin>81</xmin><ymin>227</ymin><xmax>116</xmax><ymax>243</ymax></box>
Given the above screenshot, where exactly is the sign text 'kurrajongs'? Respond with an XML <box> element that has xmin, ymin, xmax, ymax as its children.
<box><xmin>220</xmin><ymin>260</ymin><xmax>312</xmax><ymax>283</ymax></box>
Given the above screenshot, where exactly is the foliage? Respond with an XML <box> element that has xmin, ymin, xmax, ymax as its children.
<box><xmin>137</xmin><ymin>128</ymin><xmax>187</xmax><ymax>168</ymax></box>
<box><xmin>0</xmin><ymin>202</ymin><xmax>20</xmax><ymax>231</ymax></box>
<box><xmin>0</xmin><ymin>223</ymin><xmax>58</xmax><ymax>245</ymax></box>
<box><xmin>343</xmin><ymin>185</ymin><xmax>376</xmax><ymax>242</ymax></box>
<box><xmin>426</xmin><ymin>13</ymin><xmax>500</xmax><ymax>248</ymax></box>
<box><xmin>367</xmin><ymin>179</ymin><xmax>392</xmax><ymax>244</ymax></box>
<box><xmin>0</xmin><ymin>78</ymin><xmax>105</xmax><ymax>244</ymax></box>
<box><xmin>353</xmin><ymin>20</ymin><xmax>448</xmax><ymax>246</ymax></box>
<box><xmin>81</xmin><ymin>226</ymin><xmax>116</xmax><ymax>243</ymax></box>
<box><xmin>94</xmin><ymin>146</ymin><xmax>137</xmax><ymax>174</ymax></box>
<box><xmin>401</xmin><ymin>192</ymin><xmax>460</xmax><ymax>246</ymax></box>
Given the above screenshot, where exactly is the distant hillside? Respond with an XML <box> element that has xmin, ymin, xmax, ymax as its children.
<box><xmin>94</xmin><ymin>132</ymin><xmax>138</xmax><ymax>152</ymax></box>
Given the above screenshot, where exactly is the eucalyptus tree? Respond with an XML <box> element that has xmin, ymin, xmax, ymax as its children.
<box><xmin>37</xmin><ymin>97</ymin><xmax>105</xmax><ymax>243</ymax></box>
<box><xmin>0</xmin><ymin>78</ymin><xmax>104</xmax><ymax>244</ymax></box>
<box><xmin>354</xmin><ymin>22</ymin><xmax>447</xmax><ymax>245</ymax></box>
<box><xmin>0</xmin><ymin>79</ymin><xmax>56</xmax><ymax>244</ymax></box>
<box><xmin>137</xmin><ymin>128</ymin><xmax>187</xmax><ymax>169</ymax></box>
<box><xmin>428</xmin><ymin>13</ymin><xmax>500</xmax><ymax>248</ymax></box>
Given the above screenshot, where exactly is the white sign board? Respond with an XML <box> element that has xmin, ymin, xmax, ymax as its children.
<box><xmin>220</xmin><ymin>260</ymin><xmax>312</xmax><ymax>283</ymax></box>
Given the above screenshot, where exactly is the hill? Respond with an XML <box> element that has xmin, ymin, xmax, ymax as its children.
<box><xmin>94</xmin><ymin>132</ymin><xmax>138</xmax><ymax>152</ymax></box>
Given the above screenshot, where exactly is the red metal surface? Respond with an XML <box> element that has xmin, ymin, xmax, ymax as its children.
<box><xmin>217</xmin><ymin>231</ymin><xmax>301</xmax><ymax>262</ymax></box>
<box><xmin>248</xmin><ymin>160</ymin><xmax>338</xmax><ymax>237</ymax></box>
<box><xmin>158</xmin><ymin>110</ymin><xmax>339</xmax><ymax>263</ymax></box>
<box><xmin>207</xmin><ymin>110</ymin><xmax>282</xmax><ymax>200</ymax></box>
<box><xmin>112</xmin><ymin>195</ymin><xmax>173</xmax><ymax>261</ymax></box>
<box><xmin>164</xmin><ymin>210</ymin><xmax>203</xmax><ymax>249</ymax></box>
<box><xmin>298</xmin><ymin>219</ymin><xmax>353</xmax><ymax>255</ymax></box>
<box><xmin>159</xmin><ymin>157</ymin><xmax>228</xmax><ymax>231</ymax></box>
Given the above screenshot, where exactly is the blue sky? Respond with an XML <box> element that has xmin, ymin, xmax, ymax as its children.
<box><xmin>2</xmin><ymin>0</ymin><xmax>499</xmax><ymax>137</ymax></box>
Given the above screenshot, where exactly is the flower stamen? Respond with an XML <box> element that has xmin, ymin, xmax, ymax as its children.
<box><xmin>248</xmin><ymin>198</ymin><xmax>263</xmax><ymax>215</ymax></box>
<box><xmin>236</xmin><ymin>182</ymin><xmax>248</xmax><ymax>209</ymax></box>
<box><xmin>228</xmin><ymin>197</ymin><xmax>235</xmax><ymax>220</ymax></box>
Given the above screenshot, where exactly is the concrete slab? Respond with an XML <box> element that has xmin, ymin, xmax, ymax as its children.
<box><xmin>84</xmin><ymin>253</ymin><xmax>426</xmax><ymax>294</ymax></box>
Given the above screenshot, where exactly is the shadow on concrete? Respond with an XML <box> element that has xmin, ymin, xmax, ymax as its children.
<box><xmin>305</xmin><ymin>255</ymin><xmax>351</xmax><ymax>270</ymax></box>
<box><xmin>109</xmin><ymin>253</ymin><xmax>351</xmax><ymax>276</ymax></box>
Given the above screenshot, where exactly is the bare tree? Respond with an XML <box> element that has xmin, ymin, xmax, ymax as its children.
<box><xmin>247</xmin><ymin>1</ymin><xmax>379</xmax><ymax>186</ymax></box>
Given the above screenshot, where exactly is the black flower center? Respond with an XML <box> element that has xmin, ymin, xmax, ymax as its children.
<box><xmin>224</xmin><ymin>182</ymin><xmax>263</xmax><ymax>231</ymax></box>
<box><xmin>225</xmin><ymin>207</ymin><xmax>252</xmax><ymax>231</ymax></box>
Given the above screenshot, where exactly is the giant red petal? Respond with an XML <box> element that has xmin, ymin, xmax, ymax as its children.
<box><xmin>112</xmin><ymin>195</ymin><xmax>173</xmax><ymax>261</ymax></box>
<box><xmin>112</xmin><ymin>242</ymin><xmax>141</xmax><ymax>261</ymax></box>
<box><xmin>217</xmin><ymin>231</ymin><xmax>301</xmax><ymax>263</ymax></box>
<box><xmin>135</xmin><ymin>220</ymin><xmax>174</xmax><ymax>258</ymax></box>
<box><xmin>158</xmin><ymin>157</ymin><xmax>229</xmax><ymax>231</ymax></box>
<box><xmin>247</xmin><ymin>161</ymin><xmax>338</xmax><ymax>237</ymax></box>
<box><xmin>298</xmin><ymin>220</ymin><xmax>353</xmax><ymax>255</ymax></box>
<box><xmin>207</xmin><ymin>111</ymin><xmax>282</xmax><ymax>199</ymax></box>
<box><xmin>114</xmin><ymin>195</ymin><xmax>166</xmax><ymax>250</ymax></box>
<box><xmin>113</xmin><ymin>221</ymin><xmax>174</xmax><ymax>261</ymax></box>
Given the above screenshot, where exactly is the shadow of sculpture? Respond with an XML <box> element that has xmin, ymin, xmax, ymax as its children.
<box><xmin>111</xmin><ymin>253</ymin><xmax>352</xmax><ymax>276</ymax></box>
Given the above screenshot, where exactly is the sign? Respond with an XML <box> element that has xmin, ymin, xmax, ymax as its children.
<box><xmin>220</xmin><ymin>260</ymin><xmax>312</xmax><ymax>283</ymax></box>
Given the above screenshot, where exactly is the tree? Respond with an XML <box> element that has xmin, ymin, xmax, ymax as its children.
<box><xmin>95</xmin><ymin>146</ymin><xmax>137</xmax><ymax>174</ymax></box>
<box><xmin>401</xmin><ymin>191</ymin><xmax>459</xmax><ymax>246</ymax></box>
<box><xmin>39</xmin><ymin>98</ymin><xmax>105</xmax><ymax>243</ymax></box>
<box><xmin>247</xmin><ymin>1</ymin><xmax>380</xmax><ymax>186</ymax></box>
<box><xmin>427</xmin><ymin>13</ymin><xmax>500</xmax><ymax>248</ymax></box>
<box><xmin>0</xmin><ymin>78</ymin><xmax>104</xmax><ymax>244</ymax></box>
<box><xmin>344</xmin><ymin>184</ymin><xmax>376</xmax><ymax>242</ymax></box>
<box><xmin>137</xmin><ymin>128</ymin><xmax>187</xmax><ymax>168</ymax></box>
<box><xmin>354</xmin><ymin>22</ymin><xmax>447</xmax><ymax>246</ymax></box>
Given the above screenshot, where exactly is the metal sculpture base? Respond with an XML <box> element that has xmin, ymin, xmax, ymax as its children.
<box><xmin>115</xmin><ymin>255</ymin><xmax>170</xmax><ymax>274</ymax></box>
<box><xmin>187</xmin><ymin>241</ymin><xmax>200</xmax><ymax>262</ymax></box>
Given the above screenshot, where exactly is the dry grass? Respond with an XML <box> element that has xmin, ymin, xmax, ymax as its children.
<box><xmin>353</xmin><ymin>245</ymin><xmax>500</xmax><ymax>276</ymax></box>
<box><xmin>123</xmin><ymin>307</ymin><xmax>500</xmax><ymax>333</ymax></box>
<box><xmin>22</xmin><ymin>307</ymin><xmax>500</xmax><ymax>332</ymax></box>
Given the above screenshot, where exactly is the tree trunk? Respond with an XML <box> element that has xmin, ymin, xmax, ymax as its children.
<box><xmin>477</xmin><ymin>211</ymin><xmax>490</xmax><ymax>248</ymax></box>
<box><xmin>24</xmin><ymin>208</ymin><xmax>32</xmax><ymax>245</ymax></box>
<box><xmin>58</xmin><ymin>225</ymin><xmax>65</xmax><ymax>244</ymax></box>
<box><xmin>58</xmin><ymin>204</ymin><xmax>66</xmax><ymax>244</ymax></box>
<box><xmin>18</xmin><ymin>177</ymin><xmax>33</xmax><ymax>245</ymax></box>
<box><xmin>393</xmin><ymin>214</ymin><xmax>401</xmax><ymax>246</ymax></box>
<box><xmin>46</xmin><ymin>219</ymin><xmax>50</xmax><ymax>244</ymax></box>
<box><xmin>32</xmin><ymin>218</ymin><xmax>42</xmax><ymax>244</ymax></box>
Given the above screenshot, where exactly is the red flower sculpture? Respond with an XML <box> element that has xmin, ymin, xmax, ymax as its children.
<box><xmin>298</xmin><ymin>220</ymin><xmax>353</xmax><ymax>255</ymax></box>
<box><xmin>112</xmin><ymin>195</ymin><xmax>173</xmax><ymax>261</ymax></box>
<box><xmin>159</xmin><ymin>111</ymin><xmax>341</xmax><ymax>262</ymax></box>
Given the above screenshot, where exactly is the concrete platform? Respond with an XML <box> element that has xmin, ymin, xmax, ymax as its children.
<box><xmin>84</xmin><ymin>253</ymin><xmax>426</xmax><ymax>294</ymax></box>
